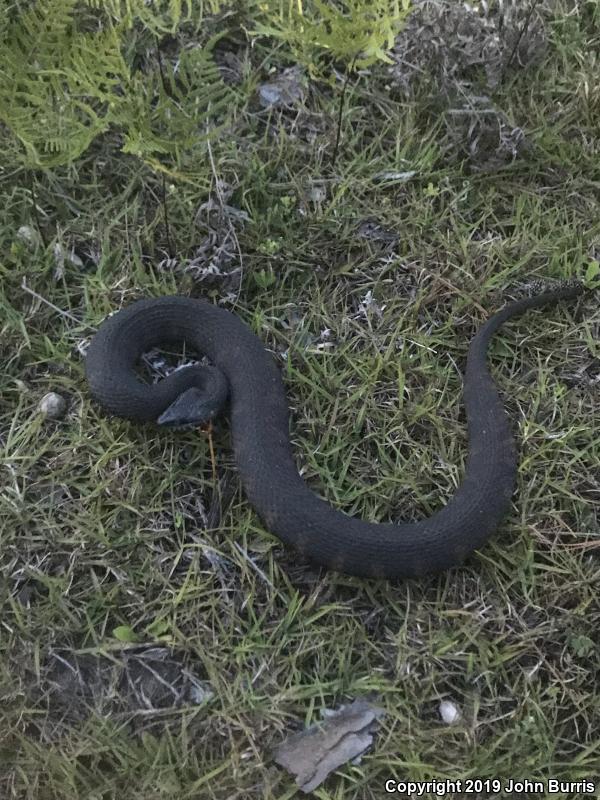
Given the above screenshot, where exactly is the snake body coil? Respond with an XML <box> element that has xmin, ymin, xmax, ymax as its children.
<box><xmin>86</xmin><ymin>286</ymin><xmax>583</xmax><ymax>579</ymax></box>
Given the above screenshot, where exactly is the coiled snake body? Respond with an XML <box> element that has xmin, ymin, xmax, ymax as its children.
<box><xmin>86</xmin><ymin>285</ymin><xmax>583</xmax><ymax>579</ymax></box>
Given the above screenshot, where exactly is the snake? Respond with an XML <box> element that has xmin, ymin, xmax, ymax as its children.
<box><xmin>85</xmin><ymin>283</ymin><xmax>584</xmax><ymax>579</ymax></box>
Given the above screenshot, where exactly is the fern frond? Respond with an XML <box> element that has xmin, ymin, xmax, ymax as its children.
<box><xmin>85</xmin><ymin>0</ymin><xmax>220</xmax><ymax>35</ymax></box>
<box><xmin>252</xmin><ymin>0</ymin><xmax>411</xmax><ymax>72</ymax></box>
<box><xmin>0</xmin><ymin>0</ymin><xmax>233</xmax><ymax>168</ymax></box>
<box><xmin>0</xmin><ymin>0</ymin><xmax>129</xmax><ymax>166</ymax></box>
<box><xmin>119</xmin><ymin>44</ymin><xmax>233</xmax><ymax>165</ymax></box>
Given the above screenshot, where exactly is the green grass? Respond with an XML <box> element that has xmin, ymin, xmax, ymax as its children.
<box><xmin>1</xmin><ymin>2</ymin><xmax>599</xmax><ymax>798</ymax></box>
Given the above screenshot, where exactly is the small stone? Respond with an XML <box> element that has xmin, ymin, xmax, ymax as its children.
<box><xmin>308</xmin><ymin>184</ymin><xmax>327</xmax><ymax>203</ymax></box>
<box><xmin>39</xmin><ymin>392</ymin><xmax>67</xmax><ymax>419</ymax></box>
<box><xmin>439</xmin><ymin>699</ymin><xmax>461</xmax><ymax>725</ymax></box>
<box><xmin>258</xmin><ymin>65</ymin><xmax>305</xmax><ymax>108</ymax></box>
<box><xmin>17</xmin><ymin>225</ymin><xmax>40</xmax><ymax>247</ymax></box>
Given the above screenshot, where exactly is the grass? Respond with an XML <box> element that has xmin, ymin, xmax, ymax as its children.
<box><xmin>1</xmin><ymin>1</ymin><xmax>599</xmax><ymax>798</ymax></box>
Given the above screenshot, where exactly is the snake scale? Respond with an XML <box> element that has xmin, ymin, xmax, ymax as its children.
<box><xmin>86</xmin><ymin>284</ymin><xmax>584</xmax><ymax>579</ymax></box>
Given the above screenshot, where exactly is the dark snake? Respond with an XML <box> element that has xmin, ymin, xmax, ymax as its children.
<box><xmin>85</xmin><ymin>284</ymin><xmax>584</xmax><ymax>579</ymax></box>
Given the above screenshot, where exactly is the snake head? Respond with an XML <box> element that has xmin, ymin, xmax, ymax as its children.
<box><xmin>157</xmin><ymin>363</ymin><xmax>228</xmax><ymax>430</ymax></box>
<box><xmin>157</xmin><ymin>387</ymin><xmax>222</xmax><ymax>429</ymax></box>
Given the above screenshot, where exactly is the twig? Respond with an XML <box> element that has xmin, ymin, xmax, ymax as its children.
<box><xmin>205</xmin><ymin>124</ymin><xmax>245</xmax><ymax>305</ymax></box>
<box><xmin>21</xmin><ymin>279</ymin><xmax>83</xmax><ymax>325</ymax></box>
<box><xmin>28</xmin><ymin>172</ymin><xmax>49</xmax><ymax>249</ymax></box>
<box><xmin>155</xmin><ymin>35</ymin><xmax>175</xmax><ymax>99</ymax></box>
<box><xmin>331</xmin><ymin>57</ymin><xmax>357</xmax><ymax>169</ymax></box>
<box><xmin>499</xmin><ymin>0</ymin><xmax>543</xmax><ymax>86</ymax></box>
<box><xmin>202</xmin><ymin>420</ymin><xmax>218</xmax><ymax>484</ymax></box>
<box><xmin>155</xmin><ymin>37</ymin><xmax>175</xmax><ymax>258</ymax></box>
<box><xmin>161</xmin><ymin>172</ymin><xmax>175</xmax><ymax>258</ymax></box>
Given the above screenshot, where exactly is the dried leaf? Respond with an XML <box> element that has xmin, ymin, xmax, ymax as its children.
<box><xmin>273</xmin><ymin>699</ymin><xmax>385</xmax><ymax>793</ymax></box>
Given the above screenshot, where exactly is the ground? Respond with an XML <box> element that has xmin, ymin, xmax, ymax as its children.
<box><xmin>1</xmin><ymin>1</ymin><xmax>599</xmax><ymax>798</ymax></box>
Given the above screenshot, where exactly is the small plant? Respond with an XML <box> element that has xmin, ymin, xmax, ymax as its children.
<box><xmin>253</xmin><ymin>0</ymin><xmax>411</xmax><ymax>74</ymax></box>
<box><xmin>0</xmin><ymin>0</ymin><xmax>232</xmax><ymax>172</ymax></box>
<box><xmin>0</xmin><ymin>0</ymin><xmax>234</xmax><ymax>252</ymax></box>
<box><xmin>251</xmin><ymin>0</ymin><xmax>412</xmax><ymax>165</ymax></box>
<box><xmin>584</xmin><ymin>258</ymin><xmax>600</xmax><ymax>288</ymax></box>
